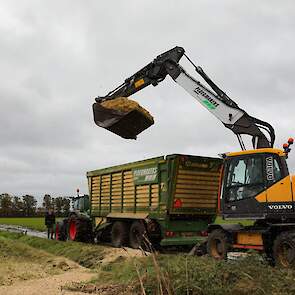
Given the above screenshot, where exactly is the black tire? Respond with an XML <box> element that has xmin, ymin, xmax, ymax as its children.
<box><xmin>55</xmin><ymin>221</ymin><xmax>67</xmax><ymax>241</ymax></box>
<box><xmin>273</xmin><ymin>231</ymin><xmax>295</xmax><ymax>268</ymax></box>
<box><xmin>207</xmin><ymin>229</ymin><xmax>229</xmax><ymax>260</ymax></box>
<box><xmin>68</xmin><ymin>217</ymin><xmax>92</xmax><ymax>242</ymax></box>
<box><xmin>129</xmin><ymin>221</ymin><xmax>147</xmax><ymax>249</ymax></box>
<box><xmin>60</xmin><ymin>221</ymin><xmax>68</xmax><ymax>241</ymax></box>
<box><xmin>111</xmin><ymin>221</ymin><xmax>129</xmax><ymax>247</ymax></box>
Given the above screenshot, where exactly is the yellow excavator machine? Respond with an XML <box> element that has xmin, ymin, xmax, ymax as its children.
<box><xmin>93</xmin><ymin>46</ymin><xmax>295</xmax><ymax>267</ymax></box>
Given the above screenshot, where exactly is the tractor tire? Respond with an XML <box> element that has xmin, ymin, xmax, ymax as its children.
<box><xmin>111</xmin><ymin>221</ymin><xmax>129</xmax><ymax>248</ymax></box>
<box><xmin>55</xmin><ymin>221</ymin><xmax>67</xmax><ymax>241</ymax></box>
<box><xmin>273</xmin><ymin>231</ymin><xmax>295</xmax><ymax>268</ymax></box>
<box><xmin>68</xmin><ymin>218</ymin><xmax>92</xmax><ymax>242</ymax></box>
<box><xmin>207</xmin><ymin>229</ymin><xmax>229</xmax><ymax>260</ymax></box>
<box><xmin>60</xmin><ymin>221</ymin><xmax>68</xmax><ymax>241</ymax></box>
<box><xmin>129</xmin><ymin>220</ymin><xmax>147</xmax><ymax>249</ymax></box>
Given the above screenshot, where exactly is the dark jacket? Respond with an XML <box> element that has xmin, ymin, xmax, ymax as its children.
<box><xmin>45</xmin><ymin>212</ymin><xmax>56</xmax><ymax>227</ymax></box>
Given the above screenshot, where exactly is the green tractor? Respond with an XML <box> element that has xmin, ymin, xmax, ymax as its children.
<box><xmin>55</xmin><ymin>193</ymin><xmax>93</xmax><ymax>242</ymax></box>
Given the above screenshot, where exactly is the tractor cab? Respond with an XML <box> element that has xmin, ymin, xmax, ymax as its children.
<box><xmin>72</xmin><ymin>195</ymin><xmax>90</xmax><ymax>215</ymax></box>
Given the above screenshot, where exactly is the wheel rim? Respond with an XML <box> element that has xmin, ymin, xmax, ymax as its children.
<box><xmin>211</xmin><ymin>238</ymin><xmax>224</xmax><ymax>258</ymax></box>
<box><xmin>277</xmin><ymin>241</ymin><xmax>295</xmax><ymax>267</ymax></box>
<box><xmin>69</xmin><ymin>221</ymin><xmax>77</xmax><ymax>240</ymax></box>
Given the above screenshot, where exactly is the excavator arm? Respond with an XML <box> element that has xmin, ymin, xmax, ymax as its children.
<box><xmin>95</xmin><ymin>46</ymin><xmax>185</xmax><ymax>100</ymax></box>
<box><xmin>94</xmin><ymin>46</ymin><xmax>275</xmax><ymax>149</ymax></box>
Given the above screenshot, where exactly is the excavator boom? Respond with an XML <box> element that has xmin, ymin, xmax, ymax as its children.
<box><xmin>93</xmin><ymin>46</ymin><xmax>275</xmax><ymax>149</ymax></box>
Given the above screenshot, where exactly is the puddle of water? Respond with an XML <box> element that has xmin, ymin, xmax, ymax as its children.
<box><xmin>0</xmin><ymin>224</ymin><xmax>47</xmax><ymax>238</ymax></box>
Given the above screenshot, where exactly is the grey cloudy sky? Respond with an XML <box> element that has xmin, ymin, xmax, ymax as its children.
<box><xmin>1</xmin><ymin>1</ymin><xmax>295</xmax><ymax>201</ymax></box>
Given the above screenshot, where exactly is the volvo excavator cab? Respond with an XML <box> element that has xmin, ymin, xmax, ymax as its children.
<box><xmin>221</xmin><ymin>148</ymin><xmax>292</xmax><ymax>219</ymax></box>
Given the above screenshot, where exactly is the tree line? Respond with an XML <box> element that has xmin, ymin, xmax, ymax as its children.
<box><xmin>0</xmin><ymin>193</ymin><xmax>71</xmax><ymax>217</ymax></box>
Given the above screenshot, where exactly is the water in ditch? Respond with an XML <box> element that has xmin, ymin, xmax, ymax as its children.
<box><xmin>0</xmin><ymin>224</ymin><xmax>47</xmax><ymax>238</ymax></box>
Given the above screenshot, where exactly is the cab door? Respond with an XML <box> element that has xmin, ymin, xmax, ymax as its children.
<box><xmin>264</xmin><ymin>154</ymin><xmax>293</xmax><ymax>217</ymax></box>
<box><xmin>222</xmin><ymin>154</ymin><xmax>267</xmax><ymax>219</ymax></box>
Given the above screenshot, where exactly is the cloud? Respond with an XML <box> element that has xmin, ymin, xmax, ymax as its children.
<box><xmin>1</xmin><ymin>0</ymin><xmax>295</xmax><ymax>201</ymax></box>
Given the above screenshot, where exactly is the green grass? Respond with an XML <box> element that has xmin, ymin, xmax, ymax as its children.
<box><xmin>0</xmin><ymin>231</ymin><xmax>106</xmax><ymax>269</ymax></box>
<box><xmin>99</xmin><ymin>254</ymin><xmax>295</xmax><ymax>295</ymax></box>
<box><xmin>76</xmin><ymin>249</ymin><xmax>295</xmax><ymax>295</ymax></box>
<box><xmin>0</xmin><ymin>217</ymin><xmax>63</xmax><ymax>231</ymax></box>
<box><xmin>0</xmin><ymin>217</ymin><xmax>46</xmax><ymax>231</ymax></box>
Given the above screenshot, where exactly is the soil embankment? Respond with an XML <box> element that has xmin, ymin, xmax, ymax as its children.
<box><xmin>0</xmin><ymin>230</ymin><xmax>148</xmax><ymax>294</ymax></box>
<box><xmin>0</xmin><ymin>268</ymin><xmax>94</xmax><ymax>295</ymax></box>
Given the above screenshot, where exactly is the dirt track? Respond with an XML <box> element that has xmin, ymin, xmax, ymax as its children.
<box><xmin>0</xmin><ymin>230</ymin><xmax>148</xmax><ymax>295</ymax></box>
<box><xmin>0</xmin><ymin>247</ymin><xmax>147</xmax><ymax>295</ymax></box>
<box><xmin>0</xmin><ymin>267</ymin><xmax>95</xmax><ymax>295</ymax></box>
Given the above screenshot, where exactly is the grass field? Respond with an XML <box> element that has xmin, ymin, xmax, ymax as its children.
<box><xmin>0</xmin><ymin>217</ymin><xmax>64</xmax><ymax>231</ymax></box>
<box><xmin>0</xmin><ymin>217</ymin><xmax>46</xmax><ymax>231</ymax></box>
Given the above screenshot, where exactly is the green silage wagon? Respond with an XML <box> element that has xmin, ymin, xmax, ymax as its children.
<box><xmin>86</xmin><ymin>154</ymin><xmax>222</xmax><ymax>248</ymax></box>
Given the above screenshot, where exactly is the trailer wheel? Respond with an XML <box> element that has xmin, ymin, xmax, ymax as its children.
<box><xmin>273</xmin><ymin>231</ymin><xmax>295</xmax><ymax>268</ymax></box>
<box><xmin>129</xmin><ymin>221</ymin><xmax>147</xmax><ymax>249</ymax></box>
<box><xmin>207</xmin><ymin>229</ymin><xmax>229</xmax><ymax>260</ymax></box>
<box><xmin>111</xmin><ymin>221</ymin><xmax>129</xmax><ymax>247</ymax></box>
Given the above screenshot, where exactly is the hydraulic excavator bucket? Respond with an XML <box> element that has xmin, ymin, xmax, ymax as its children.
<box><xmin>92</xmin><ymin>97</ymin><xmax>154</xmax><ymax>139</ymax></box>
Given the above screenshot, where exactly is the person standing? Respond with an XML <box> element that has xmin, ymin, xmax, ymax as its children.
<box><xmin>45</xmin><ymin>208</ymin><xmax>56</xmax><ymax>239</ymax></box>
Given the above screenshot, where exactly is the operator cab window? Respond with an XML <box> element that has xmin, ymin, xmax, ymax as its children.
<box><xmin>225</xmin><ymin>156</ymin><xmax>264</xmax><ymax>202</ymax></box>
<box><xmin>73</xmin><ymin>199</ymin><xmax>79</xmax><ymax>210</ymax></box>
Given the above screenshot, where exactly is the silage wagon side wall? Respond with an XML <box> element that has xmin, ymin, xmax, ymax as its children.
<box><xmin>87</xmin><ymin>156</ymin><xmax>167</xmax><ymax>218</ymax></box>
